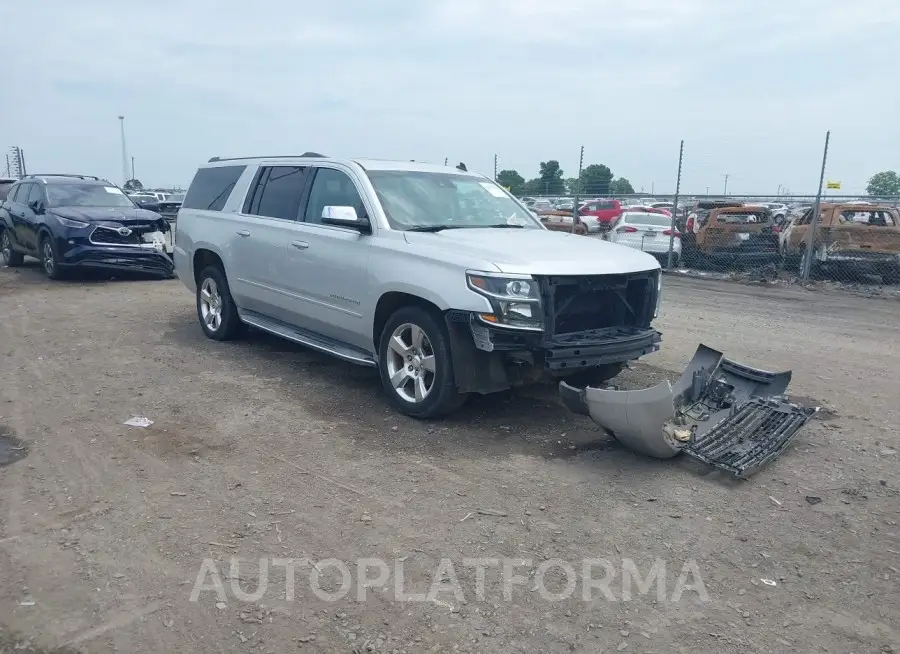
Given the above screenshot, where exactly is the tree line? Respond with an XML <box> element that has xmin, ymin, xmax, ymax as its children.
<box><xmin>496</xmin><ymin>160</ymin><xmax>635</xmax><ymax>197</ymax></box>
<box><xmin>867</xmin><ymin>171</ymin><xmax>900</xmax><ymax>197</ymax></box>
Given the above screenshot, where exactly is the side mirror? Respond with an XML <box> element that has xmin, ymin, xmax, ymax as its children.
<box><xmin>29</xmin><ymin>199</ymin><xmax>45</xmax><ymax>214</ymax></box>
<box><xmin>321</xmin><ymin>205</ymin><xmax>369</xmax><ymax>231</ymax></box>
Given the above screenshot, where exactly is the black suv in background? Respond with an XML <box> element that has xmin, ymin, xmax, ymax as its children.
<box><xmin>0</xmin><ymin>174</ymin><xmax>173</xmax><ymax>279</ymax></box>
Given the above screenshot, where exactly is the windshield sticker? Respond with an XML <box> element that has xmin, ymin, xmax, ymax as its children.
<box><xmin>507</xmin><ymin>213</ymin><xmax>527</xmax><ymax>226</ymax></box>
<box><xmin>105</xmin><ymin>187</ymin><xmax>125</xmax><ymax>194</ymax></box>
<box><xmin>479</xmin><ymin>182</ymin><xmax>507</xmax><ymax>198</ymax></box>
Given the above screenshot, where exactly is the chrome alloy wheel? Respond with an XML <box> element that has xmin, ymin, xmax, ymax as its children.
<box><xmin>199</xmin><ymin>277</ymin><xmax>223</xmax><ymax>332</ymax></box>
<box><xmin>385</xmin><ymin>322</ymin><xmax>436</xmax><ymax>403</ymax></box>
<box><xmin>41</xmin><ymin>239</ymin><xmax>55</xmax><ymax>275</ymax></box>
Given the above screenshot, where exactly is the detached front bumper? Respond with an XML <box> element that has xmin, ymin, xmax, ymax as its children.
<box><xmin>560</xmin><ymin>344</ymin><xmax>817</xmax><ymax>477</ymax></box>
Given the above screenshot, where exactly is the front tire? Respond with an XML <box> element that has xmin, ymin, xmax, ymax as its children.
<box><xmin>196</xmin><ymin>265</ymin><xmax>243</xmax><ymax>341</ymax></box>
<box><xmin>0</xmin><ymin>228</ymin><xmax>24</xmax><ymax>267</ymax></box>
<box><xmin>378</xmin><ymin>306</ymin><xmax>467</xmax><ymax>418</ymax></box>
<box><xmin>40</xmin><ymin>233</ymin><xmax>64</xmax><ymax>280</ymax></box>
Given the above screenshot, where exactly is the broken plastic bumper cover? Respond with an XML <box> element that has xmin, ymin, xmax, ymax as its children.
<box><xmin>559</xmin><ymin>344</ymin><xmax>818</xmax><ymax>477</ymax></box>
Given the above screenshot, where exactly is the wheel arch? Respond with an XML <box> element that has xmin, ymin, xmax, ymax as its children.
<box><xmin>372</xmin><ymin>291</ymin><xmax>444</xmax><ymax>354</ymax></box>
<box><xmin>192</xmin><ymin>247</ymin><xmax>226</xmax><ymax>286</ymax></box>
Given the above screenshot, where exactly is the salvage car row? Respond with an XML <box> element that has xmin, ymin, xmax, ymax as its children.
<box><xmin>537</xmin><ymin>197</ymin><xmax>900</xmax><ymax>280</ymax></box>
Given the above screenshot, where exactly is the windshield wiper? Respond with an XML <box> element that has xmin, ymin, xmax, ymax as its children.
<box><xmin>481</xmin><ymin>223</ymin><xmax>526</xmax><ymax>228</ymax></box>
<box><xmin>404</xmin><ymin>225</ymin><xmax>465</xmax><ymax>232</ymax></box>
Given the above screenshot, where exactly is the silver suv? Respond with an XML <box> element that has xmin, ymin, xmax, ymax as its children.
<box><xmin>174</xmin><ymin>155</ymin><xmax>662</xmax><ymax>417</ymax></box>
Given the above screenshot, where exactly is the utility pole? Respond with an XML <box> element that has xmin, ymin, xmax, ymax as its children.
<box><xmin>493</xmin><ymin>154</ymin><xmax>498</xmax><ymax>181</ymax></box>
<box><xmin>443</xmin><ymin>157</ymin><xmax>448</xmax><ymax>166</ymax></box>
<box><xmin>802</xmin><ymin>131</ymin><xmax>830</xmax><ymax>280</ymax></box>
<box><xmin>572</xmin><ymin>145</ymin><xmax>584</xmax><ymax>233</ymax></box>
<box><xmin>667</xmin><ymin>140</ymin><xmax>684</xmax><ymax>268</ymax></box>
<box><xmin>722</xmin><ymin>174</ymin><xmax>729</xmax><ymax>196</ymax></box>
<box><xmin>131</xmin><ymin>156</ymin><xmax>135</xmax><ymax>181</ymax></box>
<box><xmin>118</xmin><ymin>115</ymin><xmax>128</xmax><ymax>186</ymax></box>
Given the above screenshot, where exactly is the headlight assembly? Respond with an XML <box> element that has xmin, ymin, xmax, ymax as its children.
<box><xmin>466</xmin><ymin>271</ymin><xmax>543</xmax><ymax>331</ymax></box>
<box><xmin>53</xmin><ymin>215</ymin><xmax>89</xmax><ymax>229</ymax></box>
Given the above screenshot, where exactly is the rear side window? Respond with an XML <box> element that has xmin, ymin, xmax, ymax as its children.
<box><xmin>838</xmin><ymin>210</ymin><xmax>896</xmax><ymax>226</ymax></box>
<box><xmin>182</xmin><ymin>165</ymin><xmax>246</xmax><ymax>212</ymax></box>
<box><xmin>244</xmin><ymin>166</ymin><xmax>308</xmax><ymax>220</ymax></box>
<box><xmin>5</xmin><ymin>183</ymin><xmax>21</xmax><ymax>202</ymax></box>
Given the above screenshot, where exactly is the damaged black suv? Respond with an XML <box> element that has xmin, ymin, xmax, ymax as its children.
<box><xmin>0</xmin><ymin>174</ymin><xmax>173</xmax><ymax>279</ymax></box>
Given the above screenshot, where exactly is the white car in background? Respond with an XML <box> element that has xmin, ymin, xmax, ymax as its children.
<box><xmin>608</xmin><ymin>211</ymin><xmax>681</xmax><ymax>264</ymax></box>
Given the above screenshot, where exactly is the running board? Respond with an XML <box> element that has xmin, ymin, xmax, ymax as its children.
<box><xmin>239</xmin><ymin>310</ymin><xmax>376</xmax><ymax>367</ymax></box>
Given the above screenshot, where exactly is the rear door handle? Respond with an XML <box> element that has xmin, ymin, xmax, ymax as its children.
<box><xmin>236</xmin><ymin>230</ymin><xmax>250</xmax><ymax>237</ymax></box>
<box><xmin>291</xmin><ymin>240</ymin><xmax>309</xmax><ymax>250</ymax></box>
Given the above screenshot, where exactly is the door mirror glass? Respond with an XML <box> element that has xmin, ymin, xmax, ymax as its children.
<box><xmin>29</xmin><ymin>199</ymin><xmax>45</xmax><ymax>214</ymax></box>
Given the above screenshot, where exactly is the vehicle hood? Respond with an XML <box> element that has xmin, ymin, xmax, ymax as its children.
<box><xmin>49</xmin><ymin>206</ymin><xmax>166</xmax><ymax>225</ymax></box>
<box><xmin>403</xmin><ymin>228</ymin><xmax>661</xmax><ymax>275</ymax></box>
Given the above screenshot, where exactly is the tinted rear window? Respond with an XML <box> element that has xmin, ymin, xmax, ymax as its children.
<box><xmin>182</xmin><ymin>165</ymin><xmax>247</xmax><ymax>212</ymax></box>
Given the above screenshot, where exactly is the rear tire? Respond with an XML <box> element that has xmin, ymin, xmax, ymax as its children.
<box><xmin>196</xmin><ymin>265</ymin><xmax>244</xmax><ymax>341</ymax></box>
<box><xmin>378</xmin><ymin>306</ymin><xmax>467</xmax><ymax>418</ymax></box>
<box><xmin>0</xmin><ymin>228</ymin><xmax>24</xmax><ymax>266</ymax></box>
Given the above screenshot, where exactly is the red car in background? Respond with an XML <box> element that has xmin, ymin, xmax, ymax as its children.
<box><xmin>578</xmin><ymin>199</ymin><xmax>624</xmax><ymax>232</ymax></box>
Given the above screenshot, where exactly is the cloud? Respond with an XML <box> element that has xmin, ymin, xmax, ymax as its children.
<box><xmin>1</xmin><ymin>0</ymin><xmax>897</xmax><ymax>193</ymax></box>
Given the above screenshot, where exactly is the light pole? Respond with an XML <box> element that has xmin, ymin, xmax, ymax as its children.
<box><xmin>118</xmin><ymin>115</ymin><xmax>128</xmax><ymax>186</ymax></box>
<box><xmin>722</xmin><ymin>173</ymin><xmax>729</xmax><ymax>196</ymax></box>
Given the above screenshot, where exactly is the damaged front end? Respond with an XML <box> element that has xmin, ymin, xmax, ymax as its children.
<box><xmin>559</xmin><ymin>344</ymin><xmax>817</xmax><ymax>477</ymax></box>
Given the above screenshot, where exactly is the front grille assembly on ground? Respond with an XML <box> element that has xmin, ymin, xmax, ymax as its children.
<box><xmin>684</xmin><ymin>397</ymin><xmax>818</xmax><ymax>477</ymax></box>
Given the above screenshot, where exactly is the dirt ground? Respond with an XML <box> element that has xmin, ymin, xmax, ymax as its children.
<box><xmin>0</xmin><ymin>263</ymin><xmax>898</xmax><ymax>654</ymax></box>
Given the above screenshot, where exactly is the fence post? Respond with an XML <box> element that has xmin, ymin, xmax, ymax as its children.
<box><xmin>667</xmin><ymin>140</ymin><xmax>684</xmax><ymax>268</ymax></box>
<box><xmin>571</xmin><ymin>145</ymin><xmax>584</xmax><ymax>234</ymax></box>
<box><xmin>802</xmin><ymin>131</ymin><xmax>830</xmax><ymax>280</ymax></box>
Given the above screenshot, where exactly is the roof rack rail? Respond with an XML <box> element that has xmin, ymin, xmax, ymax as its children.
<box><xmin>27</xmin><ymin>173</ymin><xmax>103</xmax><ymax>181</ymax></box>
<box><xmin>207</xmin><ymin>153</ymin><xmax>326</xmax><ymax>163</ymax></box>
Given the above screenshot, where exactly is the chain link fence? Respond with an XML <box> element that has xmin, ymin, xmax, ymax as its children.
<box><xmin>522</xmin><ymin>193</ymin><xmax>900</xmax><ymax>288</ymax></box>
<box><xmin>509</xmin><ymin>131</ymin><xmax>900</xmax><ymax>290</ymax></box>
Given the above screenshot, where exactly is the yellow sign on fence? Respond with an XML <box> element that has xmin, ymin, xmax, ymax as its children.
<box><xmin>826</xmin><ymin>181</ymin><xmax>841</xmax><ymax>189</ymax></box>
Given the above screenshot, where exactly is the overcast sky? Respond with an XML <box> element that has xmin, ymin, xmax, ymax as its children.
<box><xmin>3</xmin><ymin>0</ymin><xmax>898</xmax><ymax>195</ymax></box>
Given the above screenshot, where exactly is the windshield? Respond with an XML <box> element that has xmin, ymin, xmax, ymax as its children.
<box><xmin>366</xmin><ymin>171</ymin><xmax>541</xmax><ymax>230</ymax></box>
<box><xmin>622</xmin><ymin>213</ymin><xmax>672</xmax><ymax>227</ymax></box>
<box><xmin>46</xmin><ymin>184</ymin><xmax>136</xmax><ymax>208</ymax></box>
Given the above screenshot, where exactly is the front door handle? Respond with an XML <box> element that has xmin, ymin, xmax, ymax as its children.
<box><xmin>291</xmin><ymin>240</ymin><xmax>309</xmax><ymax>250</ymax></box>
<box><xmin>236</xmin><ymin>230</ymin><xmax>250</xmax><ymax>237</ymax></box>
